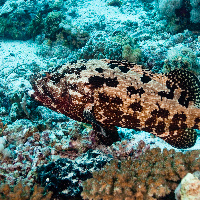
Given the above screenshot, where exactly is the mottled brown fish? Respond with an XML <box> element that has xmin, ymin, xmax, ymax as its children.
<box><xmin>28</xmin><ymin>59</ymin><xmax>200</xmax><ymax>149</ymax></box>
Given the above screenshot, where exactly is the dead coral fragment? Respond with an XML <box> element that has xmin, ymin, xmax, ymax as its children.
<box><xmin>0</xmin><ymin>182</ymin><xmax>53</xmax><ymax>200</ymax></box>
<box><xmin>81</xmin><ymin>148</ymin><xmax>200</xmax><ymax>200</ymax></box>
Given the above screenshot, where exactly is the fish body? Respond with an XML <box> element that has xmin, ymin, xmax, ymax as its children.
<box><xmin>29</xmin><ymin>59</ymin><xmax>200</xmax><ymax>148</ymax></box>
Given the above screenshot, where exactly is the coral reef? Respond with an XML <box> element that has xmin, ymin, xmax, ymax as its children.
<box><xmin>9</xmin><ymin>93</ymin><xmax>31</xmax><ymax>121</ymax></box>
<box><xmin>81</xmin><ymin>148</ymin><xmax>200</xmax><ymax>200</ymax></box>
<box><xmin>44</xmin><ymin>11</ymin><xmax>63</xmax><ymax>41</ymax></box>
<box><xmin>0</xmin><ymin>0</ymin><xmax>200</xmax><ymax>200</ymax></box>
<box><xmin>97</xmin><ymin>140</ymin><xmax>150</xmax><ymax>160</ymax></box>
<box><xmin>77</xmin><ymin>31</ymin><xmax>122</xmax><ymax>60</ymax></box>
<box><xmin>28</xmin><ymin>13</ymin><xmax>44</xmax><ymax>39</ymax></box>
<box><xmin>0</xmin><ymin>0</ymin><xmax>89</xmax><ymax>47</ymax></box>
<box><xmin>141</xmin><ymin>29</ymin><xmax>200</xmax><ymax>73</ymax></box>
<box><xmin>0</xmin><ymin>89</ymin><xmax>10</xmax><ymax>117</ymax></box>
<box><xmin>0</xmin><ymin>182</ymin><xmax>53</xmax><ymax>200</ymax></box>
<box><xmin>163</xmin><ymin>45</ymin><xmax>199</xmax><ymax>75</ymax></box>
<box><xmin>190</xmin><ymin>0</ymin><xmax>200</xmax><ymax>23</ymax></box>
<box><xmin>0</xmin><ymin>114</ymin><xmax>105</xmax><ymax>189</ymax></box>
<box><xmin>36</xmin><ymin>149</ymin><xmax>111</xmax><ymax>199</ymax></box>
<box><xmin>122</xmin><ymin>44</ymin><xmax>142</xmax><ymax>63</ymax></box>
<box><xmin>156</xmin><ymin>0</ymin><xmax>200</xmax><ymax>31</ymax></box>
<box><xmin>0</xmin><ymin>120</ymin><xmax>7</xmax><ymax>136</ymax></box>
<box><xmin>0</xmin><ymin>119</ymin><xmax>53</xmax><ymax>186</ymax></box>
<box><xmin>157</xmin><ymin>0</ymin><xmax>182</xmax><ymax>18</ymax></box>
<box><xmin>53</xmin><ymin>121</ymin><xmax>98</xmax><ymax>159</ymax></box>
<box><xmin>0</xmin><ymin>1</ymin><xmax>34</xmax><ymax>39</ymax></box>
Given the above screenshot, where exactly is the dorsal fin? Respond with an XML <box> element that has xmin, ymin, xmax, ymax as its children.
<box><xmin>167</xmin><ymin>69</ymin><xmax>200</xmax><ymax>108</ymax></box>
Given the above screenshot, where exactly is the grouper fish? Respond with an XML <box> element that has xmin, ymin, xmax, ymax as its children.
<box><xmin>28</xmin><ymin>59</ymin><xmax>200</xmax><ymax>149</ymax></box>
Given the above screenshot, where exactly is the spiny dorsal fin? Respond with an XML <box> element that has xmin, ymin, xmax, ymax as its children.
<box><xmin>167</xmin><ymin>69</ymin><xmax>200</xmax><ymax>108</ymax></box>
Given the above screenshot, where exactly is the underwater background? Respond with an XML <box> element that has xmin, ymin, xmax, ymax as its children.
<box><xmin>0</xmin><ymin>0</ymin><xmax>200</xmax><ymax>199</ymax></box>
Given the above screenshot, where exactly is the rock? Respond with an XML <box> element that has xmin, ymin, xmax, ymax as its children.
<box><xmin>175</xmin><ymin>172</ymin><xmax>200</xmax><ymax>200</ymax></box>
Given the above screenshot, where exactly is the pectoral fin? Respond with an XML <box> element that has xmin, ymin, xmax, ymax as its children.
<box><xmin>83</xmin><ymin>103</ymin><xmax>119</xmax><ymax>145</ymax></box>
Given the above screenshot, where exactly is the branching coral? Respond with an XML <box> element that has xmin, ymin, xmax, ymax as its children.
<box><xmin>0</xmin><ymin>182</ymin><xmax>52</xmax><ymax>200</ymax></box>
<box><xmin>81</xmin><ymin>148</ymin><xmax>200</xmax><ymax>200</ymax></box>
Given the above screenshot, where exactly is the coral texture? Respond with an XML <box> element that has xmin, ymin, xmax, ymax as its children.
<box><xmin>122</xmin><ymin>45</ymin><xmax>142</xmax><ymax>64</ymax></box>
<box><xmin>163</xmin><ymin>45</ymin><xmax>199</xmax><ymax>75</ymax></box>
<box><xmin>77</xmin><ymin>31</ymin><xmax>122</xmax><ymax>60</ymax></box>
<box><xmin>190</xmin><ymin>0</ymin><xmax>200</xmax><ymax>23</ymax></box>
<box><xmin>81</xmin><ymin>148</ymin><xmax>200</xmax><ymax>200</ymax></box>
<box><xmin>0</xmin><ymin>182</ymin><xmax>52</xmax><ymax>200</ymax></box>
<box><xmin>157</xmin><ymin>0</ymin><xmax>200</xmax><ymax>24</ymax></box>
<box><xmin>37</xmin><ymin>149</ymin><xmax>111</xmax><ymax>198</ymax></box>
<box><xmin>158</xmin><ymin>0</ymin><xmax>182</xmax><ymax>18</ymax></box>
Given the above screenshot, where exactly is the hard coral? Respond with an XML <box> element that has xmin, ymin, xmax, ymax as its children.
<box><xmin>0</xmin><ymin>182</ymin><xmax>52</xmax><ymax>200</ymax></box>
<box><xmin>78</xmin><ymin>31</ymin><xmax>122</xmax><ymax>60</ymax></box>
<box><xmin>44</xmin><ymin>11</ymin><xmax>63</xmax><ymax>41</ymax></box>
<box><xmin>81</xmin><ymin>148</ymin><xmax>200</xmax><ymax>200</ymax></box>
<box><xmin>107</xmin><ymin>0</ymin><xmax>123</xmax><ymax>7</ymax></box>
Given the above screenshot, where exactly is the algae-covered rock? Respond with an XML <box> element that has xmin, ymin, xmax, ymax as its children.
<box><xmin>122</xmin><ymin>44</ymin><xmax>142</xmax><ymax>64</ymax></box>
<box><xmin>44</xmin><ymin>11</ymin><xmax>63</xmax><ymax>41</ymax></box>
<box><xmin>179</xmin><ymin>172</ymin><xmax>200</xmax><ymax>200</ymax></box>
<box><xmin>37</xmin><ymin>150</ymin><xmax>111</xmax><ymax>198</ymax></box>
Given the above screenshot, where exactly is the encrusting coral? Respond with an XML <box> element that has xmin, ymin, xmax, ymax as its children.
<box><xmin>81</xmin><ymin>147</ymin><xmax>200</xmax><ymax>200</ymax></box>
<box><xmin>0</xmin><ymin>182</ymin><xmax>53</xmax><ymax>200</ymax></box>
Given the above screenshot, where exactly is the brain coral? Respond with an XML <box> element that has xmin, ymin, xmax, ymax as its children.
<box><xmin>81</xmin><ymin>148</ymin><xmax>200</xmax><ymax>200</ymax></box>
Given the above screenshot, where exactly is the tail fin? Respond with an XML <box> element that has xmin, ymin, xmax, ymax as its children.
<box><xmin>163</xmin><ymin>128</ymin><xmax>197</xmax><ymax>149</ymax></box>
<box><xmin>167</xmin><ymin>69</ymin><xmax>200</xmax><ymax>108</ymax></box>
